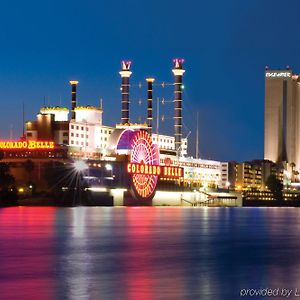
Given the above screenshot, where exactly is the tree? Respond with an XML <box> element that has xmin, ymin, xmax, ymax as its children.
<box><xmin>0</xmin><ymin>162</ymin><xmax>17</xmax><ymax>205</ymax></box>
<box><xmin>290</xmin><ymin>162</ymin><xmax>296</xmax><ymax>181</ymax></box>
<box><xmin>0</xmin><ymin>163</ymin><xmax>15</xmax><ymax>189</ymax></box>
<box><xmin>23</xmin><ymin>159</ymin><xmax>35</xmax><ymax>181</ymax></box>
<box><xmin>294</xmin><ymin>171</ymin><xmax>299</xmax><ymax>182</ymax></box>
<box><xmin>266</xmin><ymin>174</ymin><xmax>283</xmax><ymax>201</ymax></box>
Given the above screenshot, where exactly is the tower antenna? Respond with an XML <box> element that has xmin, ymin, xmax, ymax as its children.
<box><xmin>196</xmin><ymin>111</ymin><xmax>199</xmax><ymax>159</ymax></box>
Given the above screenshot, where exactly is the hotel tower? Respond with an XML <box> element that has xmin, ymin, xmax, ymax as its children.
<box><xmin>264</xmin><ymin>67</ymin><xmax>300</xmax><ymax>169</ymax></box>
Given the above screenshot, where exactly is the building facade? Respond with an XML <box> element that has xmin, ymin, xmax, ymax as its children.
<box><xmin>69</xmin><ymin>106</ymin><xmax>114</xmax><ymax>157</ymax></box>
<box><xmin>25</xmin><ymin>107</ymin><xmax>69</xmax><ymax>145</ymax></box>
<box><xmin>228</xmin><ymin>160</ymin><xmax>284</xmax><ymax>191</ymax></box>
<box><xmin>264</xmin><ymin>68</ymin><xmax>300</xmax><ymax>170</ymax></box>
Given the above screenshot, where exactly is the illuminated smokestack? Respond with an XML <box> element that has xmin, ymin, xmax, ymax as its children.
<box><xmin>172</xmin><ymin>59</ymin><xmax>185</xmax><ymax>154</ymax></box>
<box><xmin>119</xmin><ymin>61</ymin><xmax>132</xmax><ymax>124</ymax></box>
<box><xmin>146</xmin><ymin>78</ymin><xmax>155</xmax><ymax>134</ymax></box>
<box><xmin>70</xmin><ymin>80</ymin><xmax>79</xmax><ymax>120</ymax></box>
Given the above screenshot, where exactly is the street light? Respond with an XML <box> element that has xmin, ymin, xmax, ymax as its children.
<box><xmin>105</xmin><ymin>164</ymin><xmax>112</xmax><ymax>171</ymax></box>
<box><xmin>73</xmin><ymin>160</ymin><xmax>89</xmax><ymax>205</ymax></box>
<box><xmin>73</xmin><ymin>160</ymin><xmax>88</xmax><ymax>172</ymax></box>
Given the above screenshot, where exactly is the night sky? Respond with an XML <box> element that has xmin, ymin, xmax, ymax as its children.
<box><xmin>0</xmin><ymin>0</ymin><xmax>299</xmax><ymax>162</ymax></box>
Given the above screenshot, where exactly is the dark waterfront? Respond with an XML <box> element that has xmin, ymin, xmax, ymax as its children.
<box><xmin>1</xmin><ymin>207</ymin><xmax>300</xmax><ymax>300</ymax></box>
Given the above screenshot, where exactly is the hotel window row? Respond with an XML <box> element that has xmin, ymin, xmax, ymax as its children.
<box><xmin>70</xmin><ymin>141</ymin><xmax>89</xmax><ymax>146</ymax></box>
<box><xmin>71</xmin><ymin>125</ymin><xmax>89</xmax><ymax>131</ymax></box>
<box><xmin>70</xmin><ymin>133</ymin><xmax>89</xmax><ymax>138</ymax></box>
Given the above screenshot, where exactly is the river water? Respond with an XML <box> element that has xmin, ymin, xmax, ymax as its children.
<box><xmin>0</xmin><ymin>207</ymin><xmax>300</xmax><ymax>300</ymax></box>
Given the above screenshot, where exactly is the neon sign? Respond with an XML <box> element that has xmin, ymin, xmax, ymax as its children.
<box><xmin>128</xmin><ymin>130</ymin><xmax>159</xmax><ymax>199</ymax></box>
<box><xmin>118</xmin><ymin>130</ymin><xmax>184</xmax><ymax>200</ymax></box>
<box><xmin>127</xmin><ymin>162</ymin><xmax>183</xmax><ymax>178</ymax></box>
<box><xmin>0</xmin><ymin>140</ymin><xmax>55</xmax><ymax>150</ymax></box>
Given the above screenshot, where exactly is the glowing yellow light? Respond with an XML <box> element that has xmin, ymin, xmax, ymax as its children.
<box><xmin>146</xmin><ymin>78</ymin><xmax>155</xmax><ymax>83</ymax></box>
<box><xmin>18</xmin><ymin>188</ymin><xmax>24</xmax><ymax>193</ymax></box>
<box><xmin>70</xmin><ymin>80</ymin><xmax>79</xmax><ymax>85</ymax></box>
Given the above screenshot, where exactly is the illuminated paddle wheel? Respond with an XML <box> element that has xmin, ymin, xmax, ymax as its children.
<box><xmin>130</xmin><ymin>130</ymin><xmax>159</xmax><ymax>200</ymax></box>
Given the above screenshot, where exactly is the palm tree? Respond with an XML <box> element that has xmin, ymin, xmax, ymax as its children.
<box><xmin>290</xmin><ymin>162</ymin><xmax>296</xmax><ymax>181</ymax></box>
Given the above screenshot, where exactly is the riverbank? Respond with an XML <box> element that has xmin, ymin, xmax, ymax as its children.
<box><xmin>2</xmin><ymin>197</ymin><xmax>300</xmax><ymax>207</ymax></box>
<box><xmin>243</xmin><ymin>199</ymin><xmax>300</xmax><ymax>207</ymax></box>
<box><xmin>17</xmin><ymin>197</ymin><xmax>60</xmax><ymax>206</ymax></box>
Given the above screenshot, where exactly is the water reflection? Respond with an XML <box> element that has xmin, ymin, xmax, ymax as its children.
<box><xmin>0</xmin><ymin>207</ymin><xmax>56</xmax><ymax>300</ymax></box>
<box><xmin>1</xmin><ymin>207</ymin><xmax>300</xmax><ymax>299</ymax></box>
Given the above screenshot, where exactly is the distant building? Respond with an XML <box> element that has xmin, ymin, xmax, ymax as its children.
<box><xmin>228</xmin><ymin>160</ymin><xmax>284</xmax><ymax>191</ymax></box>
<box><xmin>264</xmin><ymin>67</ymin><xmax>300</xmax><ymax>170</ymax></box>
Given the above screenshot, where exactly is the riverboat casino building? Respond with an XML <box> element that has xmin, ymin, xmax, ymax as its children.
<box><xmin>0</xmin><ymin>59</ymin><xmax>235</xmax><ymax>205</ymax></box>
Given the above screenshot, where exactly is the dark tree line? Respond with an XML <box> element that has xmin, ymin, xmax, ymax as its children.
<box><xmin>266</xmin><ymin>174</ymin><xmax>283</xmax><ymax>201</ymax></box>
<box><xmin>0</xmin><ymin>151</ymin><xmax>18</xmax><ymax>205</ymax></box>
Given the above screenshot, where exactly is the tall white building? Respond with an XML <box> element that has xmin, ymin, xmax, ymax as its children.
<box><xmin>69</xmin><ymin>106</ymin><xmax>114</xmax><ymax>157</ymax></box>
<box><xmin>264</xmin><ymin>68</ymin><xmax>300</xmax><ymax>169</ymax></box>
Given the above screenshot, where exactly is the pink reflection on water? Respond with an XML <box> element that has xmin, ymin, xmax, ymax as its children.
<box><xmin>122</xmin><ymin>207</ymin><xmax>185</xmax><ymax>300</ymax></box>
<box><xmin>0</xmin><ymin>207</ymin><xmax>56</xmax><ymax>300</ymax></box>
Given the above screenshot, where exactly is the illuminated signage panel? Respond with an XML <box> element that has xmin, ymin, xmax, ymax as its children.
<box><xmin>127</xmin><ymin>162</ymin><xmax>183</xmax><ymax>179</ymax></box>
<box><xmin>265</xmin><ymin>72</ymin><xmax>291</xmax><ymax>78</ymax></box>
<box><xmin>0</xmin><ymin>140</ymin><xmax>55</xmax><ymax>150</ymax></box>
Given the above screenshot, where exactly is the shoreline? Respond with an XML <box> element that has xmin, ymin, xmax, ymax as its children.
<box><xmin>1</xmin><ymin>197</ymin><xmax>300</xmax><ymax>207</ymax></box>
